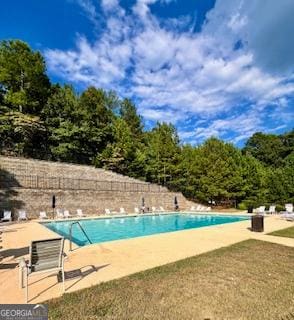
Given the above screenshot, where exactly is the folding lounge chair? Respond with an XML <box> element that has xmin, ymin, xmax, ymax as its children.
<box><xmin>1</xmin><ymin>210</ymin><xmax>12</xmax><ymax>222</ymax></box>
<box><xmin>56</xmin><ymin>209</ymin><xmax>64</xmax><ymax>219</ymax></box>
<box><xmin>19</xmin><ymin>237</ymin><xmax>66</xmax><ymax>303</ymax></box>
<box><xmin>134</xmin><ymin>207</ymin><xmax>140</xmax><ymax>214</ymax></box>
<box><xmin>267</xmin><ymin>205</ymin><xmax>276</xmax><ymax>214</ymax></box>
<box><xmin>285</xmin><ymin>204</ymin><xmax>293</xmax><ymax>213</ymax></box>
<box><xmin>151</xmin><ymin>207</ymin><xmax>157</xmax><ymax>213</ymax></box>
<box><xmin>120</xmin><ymin>208</ymin><xmax>127</xmax><ymax>215</ymax></box>
<box><xmin>190</xmin><ymin>206</ymin><xmax>195</xmax><ymax>211</ymax></box>
<box><xmin>77</xmin><ymin>209</ymin><xmax>85</xmax><ymax>217</ymax></box>
<box><xmin>256</xmin><ymin>206</ymin><xmax>266</xmax><ymax>214</ymax></box>
<box><xmin>281</xmin><ymin>204</ymin><xmax>294</xmax><ymax>219</ymax></box>
<box><xmin>18</xmin><ymin>210</ymin><xmax>28</xmax><ymax>221</ymax></box>
<box><xmin>63</xmin><ymin>210</ymin><xmax>72</xmax><ymax>218</ymax></box>
<box><xmin>159</xmin><ymin>206</ymin><xmax>165</xmax><ymax>212</ymax></box>
<box><xmin>39</xmin><ymin>211</ymin><xmax>48</xmax><ymax>219</ymax></box>
<box><xmin>105</xmin><ymin>208</ymin><xmax>118</xmax><ymax>215</ymax></box>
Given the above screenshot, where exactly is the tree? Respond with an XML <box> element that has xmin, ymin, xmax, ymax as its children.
<box><xmin>268</xmin><ymin>153</ymin><xmax>294</xmax><ymax>204</ymax></box>
<box><xmin>0</xmin><ymin>40</ymin><xmax>50</xmax><ymax>114</ymax></box>
<box><xmin>243</xmin><ymin>131</ymin><xmax>293</xmax><ymax>167</ymax></box>
<box><xmin>0</xmin><ymin>105</ymin><xmax>46</xmax><ymax>157</ymax></box>
<box><xmin>120</xmin><ymin>99</ymin><xmax>143</xmax><ymax>138</ymax></box>
<box><xmin>95</xmin><ymin>118</ymin><xmax>135</xmax><ymax>173</ymax></box>
<box><xmin>145</xmin><ymin>123</ymin><xmax>180</xmax><ymax>185</ymax></box>
<box><xmin>42</xmin><ymin>85</ymin><xmax>79</xmax><ymax>160</ymax></box>
<box><xmin>193</xmin><ymin>138</ymin><xmax>244</xmax><ymax>204</ymax></box>
<box><xmin>239</xmin><ymin>155</ymin><xmax>269</xmax><ymax>207</ymax></box>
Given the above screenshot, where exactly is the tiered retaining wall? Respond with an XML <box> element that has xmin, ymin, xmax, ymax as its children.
<box><xmin>0</xmin><ymin>156</ymin><xmax>195</xmax><ymax>218</ymax></box>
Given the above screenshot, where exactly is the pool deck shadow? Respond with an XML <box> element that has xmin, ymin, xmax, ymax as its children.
<box><xmin>1</xmin><ymin>213</ymin><xmax>294</xmax><ymax>303</ymax></box>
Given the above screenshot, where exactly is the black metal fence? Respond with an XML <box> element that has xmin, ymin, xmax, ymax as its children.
<box><xmin>0</xmin><ymin>174</ymin><xmax>168</xmax><ymax>193</ymax></box>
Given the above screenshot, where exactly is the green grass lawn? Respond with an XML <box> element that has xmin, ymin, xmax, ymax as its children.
<box><xmin>48</xmin><ymin>240</ymin><xmax>294</xmax><ymax>320</ymax></box>
<box><xmin>268</xmin><ymin>226</ymin><xmax>294</xmax><ymax>239</ymax></box>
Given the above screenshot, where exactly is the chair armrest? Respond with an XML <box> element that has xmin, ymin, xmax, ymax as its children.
<box><xmin>18</xmin><ymin>258</ymin><xmax>27</xmax><ymax>268</ymax></box>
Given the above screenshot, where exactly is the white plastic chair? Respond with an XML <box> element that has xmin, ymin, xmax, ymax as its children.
<box><xmin>18</xmin><ymin>210</ymin><xmax>28</xmax><ymax>221</ymax></box>
<box><xmin>63</xmin><ymin>210</ymin><xmax>71</xmax><ymax>218</ymax></box>
<box><xmin>56</xmin><ymin>209</ymin><xmax>64</xmax><ymax>219</ymax></box>
<box><xmin>134</xmin><ymin>207</ymin><xmax>140</xmax><ymax>214</ymax></box>
<box><xmin>257</xmin><ymin>206</ymin><xmax>265</xmax><ymax>214</ymax></box>
<box><xmin>77</xmin><ymin>209</ymin><xmax>85</xmax><ymax>217</ymax></box>
<box><xmin>1</xmin><ymin>210</ymin><xmax>12</xmax><ymax>222</ymax></box>
<box><xmin>120</xmin><ymin>208</ymin><xmax>126</xmax><ymax>214</ymax></box>
<box><xmin>39</xmin><ymin>211</ymin><xmax>48</xmax><ymax>219</ymax></box>
<box><xmin>268</xmin><ymin>205</ymin><xmax>276</xmax><ymax>214</ymax></box>
<box><xmin>285</xmin><ymin>204</ymin><xmax>293</xmax><ymax>213</ymax></box>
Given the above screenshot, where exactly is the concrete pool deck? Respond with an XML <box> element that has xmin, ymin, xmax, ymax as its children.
<box><xmin>1</xmin><ymin>213</ymin><xmax>294</xmax><ymax>304</ymax></box>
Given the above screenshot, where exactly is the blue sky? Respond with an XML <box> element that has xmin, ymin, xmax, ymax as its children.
<box><xmin>1</xmin><ymin>0</ymin><xmax>293</xmax><ymax>146</ymax></box>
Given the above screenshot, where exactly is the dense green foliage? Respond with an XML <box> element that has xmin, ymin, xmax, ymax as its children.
<box><xmin>0</xmin><ymin>40</ymin><xmax>293</xmax><ymax>207</ymax></box>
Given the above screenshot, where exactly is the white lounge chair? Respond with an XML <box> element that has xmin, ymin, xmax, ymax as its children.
<box><xmin>39</xmin><ymin>211</ymin><xmax>48</xmax><ymax>219</ymax></box>
<box><xmin>256</xmin><ymin>206</ymin><xmax>265</xmax><ymax>214</ymax></box>
<box><xmin>151</xmin><ymin>207</ymin><xmax>157</xmax><ymax>213</ymax></box>
<box><xmin>266</xmin><ymin>205</ymin><xmax>276</xmax><ymax>214</ymax></box>
<box><xmin>1</xmin><ymin>210</ymin><xmax>12</xmax><ymax>222</ymax></box>
<box><xmin>18</xmin><ymin>210</ymin><xmax>28</xmax><ymax>221</ymax></box>
<box><xmin>105</xmin><ymin>208</ymin><xmax>118</xmax><ymax>215</ymax></box>
<box><xmin>56</xmin><ymin>209</ymin><xmax>64</xmax><ymax>219</ymax></box>
<box><xmin>190</xmin><ymin>206</ymin><xmax>195</xmax><ymax>211</ymax></box>
<box><xmin>63</xmin><ymin>210</ymin><xmax>72</xmax><ymax>218</ymax></box>
<box><xmin>285</xmin><ymin>203</ymin><xmax>293</xmax><ymax>213</ymax></box>
<box><xmin>159</xmin><ymin>206</ymin><xmax>165</xmax><ymax>212</ymax></box>
<box><xmin>120</xmin><ymin>208</ymin><xmax>127</xmax><ymax>215</ymax></box>
<box><xmin>281</xmin><ymin>204</ymin><xmax>294</xmax><ymax>219</ymax></box>
<box><xmin>134</xmin><ymin>207</ymin><xmax>140</xmax><ymax>214</ymax></box>
<box><xmin>77</xmin><ymin>209</ymin><xmax>85</xmax><ymax>217</ymax></box>
<box><xmin>19</xmin><ymin>237</ymin><xmax>66</xmax><ymax>303</ymax></box>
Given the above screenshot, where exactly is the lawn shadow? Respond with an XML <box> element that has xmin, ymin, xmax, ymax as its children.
<box><xmin>60</xmin><ymin>264</ymin><xmax>110</xmax><ymax>291</ymax></box>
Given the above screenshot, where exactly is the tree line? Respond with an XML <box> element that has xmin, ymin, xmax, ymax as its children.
<box><xmin>0</xmin><ymin>40</ymin><xmax>293</xmax><ymax>209</ymax></box>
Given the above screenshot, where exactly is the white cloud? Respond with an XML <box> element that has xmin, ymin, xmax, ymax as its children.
<box><xmin>45</xmin><ymin>0</ymin><xmax>294</xmax><ymax>144</ymax></box>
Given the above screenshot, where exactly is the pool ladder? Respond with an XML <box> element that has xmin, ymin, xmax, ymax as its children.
<box><xmin>69</xmin><ymin>221</ymin><xmax>92</xmax><ymax>251</ymax></box>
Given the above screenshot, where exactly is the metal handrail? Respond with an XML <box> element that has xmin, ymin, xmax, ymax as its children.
<box><xmin>69</xmin><ymin>221</ymin><xmax>92</xmax><ymax>251</ymax></box>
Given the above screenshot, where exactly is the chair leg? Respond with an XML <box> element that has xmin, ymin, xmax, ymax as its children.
<box><xmin>25</xmin><ymin>271</ymin><xmax>28</xmax><ymax>303</ymax></box>
<box><xmin>62</xmin><ymin>267</ymin><xmax>65</xmax><ymax>293</ymax></box>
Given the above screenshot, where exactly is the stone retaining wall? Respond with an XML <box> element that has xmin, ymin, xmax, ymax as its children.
<box><xmin>0</xmin><ymin>156</ymin><xmax>195</xmax><ymax>219</ymax></box>
<box><xmin>0</xmin><ymin>188</ymin><xmax>192</xmax><ymax>219</ymax></box>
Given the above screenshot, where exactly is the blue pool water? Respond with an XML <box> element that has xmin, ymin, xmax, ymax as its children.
<box><xmin>43</xmin><ymin>214</ymin><xmax>249</xmax><ymax>246</ymax></box>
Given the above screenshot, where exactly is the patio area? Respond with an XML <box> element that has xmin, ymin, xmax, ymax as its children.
<box><xmin>1</xmin><ymin>214</ymin><xmax>294</xmax><ymax>304</ymax></box>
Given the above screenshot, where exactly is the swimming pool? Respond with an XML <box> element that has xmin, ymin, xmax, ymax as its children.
<box><xmin>43</xmin><ymin>213</ymin><xmax>249</xmax><ymax>246</ymax></box>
